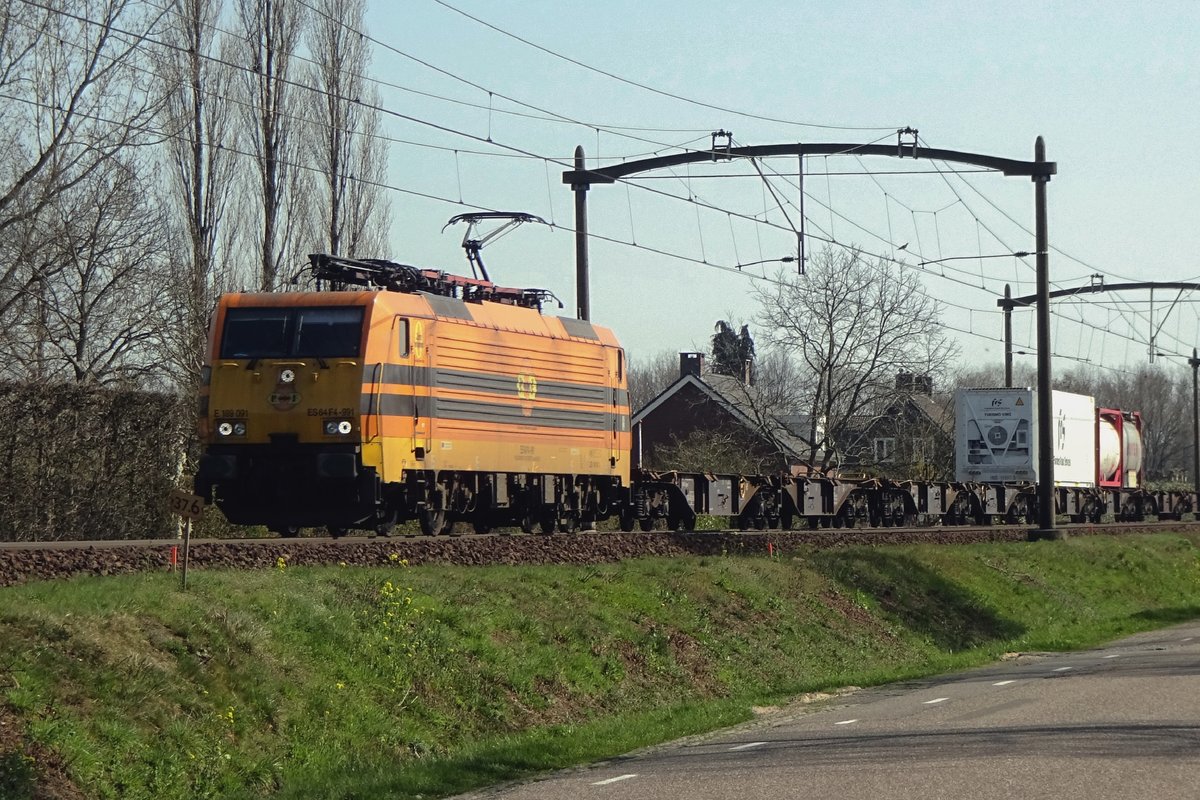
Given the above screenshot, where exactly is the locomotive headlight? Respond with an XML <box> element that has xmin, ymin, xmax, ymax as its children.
<box><xmin>324</xmin><ymin>419</ymin><xmax>353</xmax><ymax>436</ymax></box>
<box><xmin>217</xmin><ymin>420</ymin><xmax>247</xmax><ymax>437</ymax></box>
<box><xmin>279</xmin><ymin>368</ymin><xmax>296</xmax><ymax>384</ymax></box>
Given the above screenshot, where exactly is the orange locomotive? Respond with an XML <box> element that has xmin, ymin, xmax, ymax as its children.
<box><xmin>195</xmin><ymin>254</ymin><xmax>631</xmax><ymax>536</ymax></box>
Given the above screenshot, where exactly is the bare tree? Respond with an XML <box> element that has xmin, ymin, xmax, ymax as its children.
<box><xmin>627</xmin><ymin>349</ymin><xmax>682</xmax><ymax>412</ymax></box>
<box><xmin>755</xmin><ymin>246</ymin><xmax>958</xmax><ymax>472</ymax></box>
<box><xmin>10</xmin><ymin>156</ymin><xmax>170</xmax><ymax>385</ymax></box>
<box><xmin>0</xmin><ymin>0</ymin><xmax>165</xmax><ymax>355</ymax></box>
<box><xmin>235</xmin><ymin>0</ymin><xmax>307</xmax><ymax>290</ymax></box>
<box><xmin>305</xmin><ymin>0</ymin><xmax>390</xmax><ymax>257</ymax></box>
<box><xmin>157</xmin><ymin>0</ymin><xmax>241</xmax><ymax>386</ymax></box>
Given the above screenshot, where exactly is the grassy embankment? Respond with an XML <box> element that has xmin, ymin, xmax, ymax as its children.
<box><xmin>2</xmin><ymin>534</ymin><xmax>1200</xmax><ymax>800</ymax></box>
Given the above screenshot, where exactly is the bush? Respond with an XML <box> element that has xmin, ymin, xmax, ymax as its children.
<box><xmin>0</xmin><ymin>751</ymin><xmax>37</xmax><ymax>800</ymax></box>
<box><xmin>0</xmin><ymin>382</ymin><xmax>183</xmax><ymax>541</ymax></box>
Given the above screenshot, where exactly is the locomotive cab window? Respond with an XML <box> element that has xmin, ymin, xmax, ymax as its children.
<box><xmin>220</xmin><ymin>306</ymin><xmax>365</xmax><ymax>359</ymax></box>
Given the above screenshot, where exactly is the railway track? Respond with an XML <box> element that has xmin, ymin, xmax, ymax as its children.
<box><xmin>3</xmin><ymin>520</ymin><xmax>1198</xmax><ymax>589</ymax></box>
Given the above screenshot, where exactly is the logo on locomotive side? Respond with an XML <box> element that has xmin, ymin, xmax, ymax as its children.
<box><xmin>517</xmin><ymin>373</ymin><xmax>538</xmax><ymax>400</ymax></box>
<box><xmin>517</xmin><ymin>373</ymin><xmax>537</xmax><ymax>417</ymax></box>
<box><xmin>412</xmin><ymin>320</ymin><xmax>426</xmax><ymax>360</ymax></box>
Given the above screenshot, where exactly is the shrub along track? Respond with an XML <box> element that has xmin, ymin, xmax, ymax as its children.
<box><xmin>3</xmin><ymin>522</ymin><xmax>1199</xmax><ymax>588</ymax></box>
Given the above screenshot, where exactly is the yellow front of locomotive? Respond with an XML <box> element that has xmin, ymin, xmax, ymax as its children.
<box><xmin>196</xmin><ymin>292</ymin><xmax>378</xmax><ymax>533</ymax></box>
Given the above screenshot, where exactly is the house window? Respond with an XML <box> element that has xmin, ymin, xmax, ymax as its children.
<box><xmin>874</xmin><ymin>437</ymin><xmax>896</xmax><ymax>463</ymax></box>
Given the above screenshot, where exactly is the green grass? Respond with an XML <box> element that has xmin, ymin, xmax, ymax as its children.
<box><xmin>2</xmin><ymin>534</ymin><xmax>1200</xmax><ymax>799</ymax></box>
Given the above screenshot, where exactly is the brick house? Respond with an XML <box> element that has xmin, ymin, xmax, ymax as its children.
<box><xmin>631</xmin><ymin>353</ymin><xmax>811</xmax><ymax>474</ymax></box>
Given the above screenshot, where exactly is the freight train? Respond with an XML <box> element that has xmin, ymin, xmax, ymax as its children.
<box><xmin>195</xmin><ymin>254</ymin><xmax>1196</xmax><ymax>536</ymax></box>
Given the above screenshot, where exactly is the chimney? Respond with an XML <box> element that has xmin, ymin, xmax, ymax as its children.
<box><xmin>896</xmin><ymin>372</ymin><xmax>914</xmax><ymax>392</ymax></box>
<box><xmin>915</xmin><ymin>375</ymin><xmax>933</xmax><ymax>395</ymax></box>
<box><xmin>680</xmin><ymin>352</ymin><xmax>703</xmax><ymax>378</ymax></box>
<box><xmin>743</xmin><ymin>358</ymin><xmax>753</xmax><ymax>386</ymax></box>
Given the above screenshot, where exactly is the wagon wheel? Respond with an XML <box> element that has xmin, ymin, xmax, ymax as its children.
<box><xmin>326</xmin><ymin>526</ymin><xmax>349</xmax><ymax>539</ymax></box>
<box><xmin>558</xmin><ymin>513</ymin><xmax>579</xmax><ymax>534</ymax></box>
<box><xmin>279</xmin><ymin>526</ymin><xmax>301</xmax><ymax>539</ymax></box>
<box><xmin>419</xmin><ymin>508</ymin><xmax>446</xmax><ymax>536</ymax></box>
<box><xmin>539</xmin><ymin>510</ymin><xmax>558</xmax><ymax>535</ymax></box>
<box><xmin>520</xmin><ymin>514</ymin><xmax>536</xmax><ymax>534</ymax></box>
<box><xmin>619</xmin><ymin>513</ymin><xmax>636</xmax><ymax>532</ymax></box>
<box><xmin>638</xmin><ymin>517</ymin><xmax>655</xmax><ymax>532</ymax></box>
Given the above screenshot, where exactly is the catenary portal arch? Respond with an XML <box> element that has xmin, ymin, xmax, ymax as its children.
<box><xmin>564</xmin><ymin>135</ymin><xmax>1062</xmax><ymax>537</ymax></box>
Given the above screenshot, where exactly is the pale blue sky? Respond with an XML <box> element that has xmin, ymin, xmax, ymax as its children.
<box><xmin>362</xmin><ymin>1</ymin><xmax>1200</xmax><ymax>375</ymax></box>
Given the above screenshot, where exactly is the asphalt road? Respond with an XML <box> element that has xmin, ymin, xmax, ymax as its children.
<box><xmin>462</xmin><ymin>620</ymin><xmax>1200</xmax><ymax>800</ymax></box>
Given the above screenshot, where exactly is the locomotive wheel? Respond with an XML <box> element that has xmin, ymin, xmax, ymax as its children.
<box><xmin>520</xmin><ymin>514</ymin><xmax>536</xmax><ymax>534</ymax></box>
<box><xmin>753</xmin><ymin>516</ymin><xmax>766</xmax><ymax>530</ymax></box>
<box><xmin>619</xmin><ymin>514</ymin><xmax>635</xmax><ymax>532</ymax></box>
<box><xmin>766</xmin><ymin>515</ymin><xmax>780</xmax><ymax>529</ymax></box>
<box><xmin>558</xmin><ymin>514</ymin><xmax>578</xmax><ymax>534</ymax></box>
<box><xmin>539</xmin><ymin>512</ymin><xmax>558</xmax><ymax>535</ymax></box>
<box><xmin>419</xmin><ymin>509</ymin><xmax>446</xmax><ymax>536</ymax></box>
<box><xmin>832</xmin><ymin>514</ymin><xmax>844</xmax><ymax>529</ymax></box>
<box><xmin>638</xmin><ymin>517</ymin><xmax>655</xmax><ymax>532</ymax></box>
<box><xmin>279</xmin><ymin>526</ymin><xmax>301</xmax><ymax>539</ymax></box>
<box><xmin>473</xmin><ymin>518</ymin><xmax>493</xmax><ymax>534</ymax></box>
<box><xmin>327</xmin><ymin>526</ymin><xmax>349</xmax><ymax>539</ymax></box>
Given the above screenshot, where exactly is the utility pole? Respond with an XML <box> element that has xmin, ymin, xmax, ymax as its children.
<box><xmin>1191</xmin><ymin>348</ymin><xmax>1199</xmax><ymax>500</ymax></box>
<box><xmin>572</xmin><ymin>146</ymin><xmax>590</xmax><ymax>321</ymax></box>
<box><xmin>1004</xmin><ymin>284</ymin><xmax>1013</xmax><ymax>387</ymax></box>
<box><xmin>1030</xmin><ymin>137</ymin><xmax>1059</xmax><ymax>541</ymax></box>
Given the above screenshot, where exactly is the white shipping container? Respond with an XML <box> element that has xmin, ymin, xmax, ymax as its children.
<box><xmin>955</xmin><ymin>388</ymin><xmax>1096</xmax><ymax>487</ymax></box>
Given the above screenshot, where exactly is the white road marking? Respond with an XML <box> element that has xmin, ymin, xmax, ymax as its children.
<box><xmin>1103</xmin><ymin>654</ymin><xmax>1120</xmax><ymax>659</ymax></box>
<box><xmin>592</xmin><ymin>774</ymin><xmax>638</xmax><ymax>786</ymax></box>
<box><xmin>834</xmin><ymin>719</ymin><xmax>858</xmax><ymax>725</ymax></box>
<box><xmin>1182</xmin><ymin>637</ymin><xmax>1194</xmax><ymax>643</ymax></box>
<box><xmin>1053</xmin><ymin>666</ymin><xmax>1073</xmax><ymax>672</ymax></box>
<box><xmin>993</xmin><ymin>680</ymin><xmax>1016</xmax><ymax>686</ymax></box>
<box><xmin>728</xmin><ymin>742</ymin><xmax>766</xmax><ymax>751</ymax></box>
<box><xmin>923</xmin><ymin>697</ymin><xmax>949</xmax><ymax>705</ymax></box>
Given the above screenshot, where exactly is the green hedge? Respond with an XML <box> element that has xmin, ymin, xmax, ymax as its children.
<box><xmin>0</xmin><ymin>383</ymin><xmax>185</xmax><ymax>541</ymax></box>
